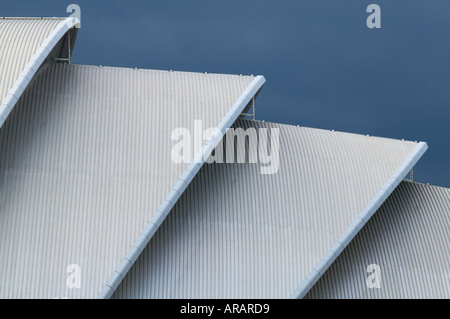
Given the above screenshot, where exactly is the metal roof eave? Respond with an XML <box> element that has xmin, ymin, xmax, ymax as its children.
<box><xmin>98</xmin><ymin>75</ymin><xmax>266</xmax><ymax>299</ymax></box>
<box><xmin>0</xmin><ymin>17</ymin><xmax>80</xmax><ymax>128</ymax></box>
<box><xmin>290</xmin><ymin>140</ymin><xmax>428</xmax><ymax>299</ymax></box>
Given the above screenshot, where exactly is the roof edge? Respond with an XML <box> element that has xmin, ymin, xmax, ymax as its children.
<box><xmin>97</xmin><ymin>75</ymin><xmax>266</xmax><ymax>299</ymax></box>
<box><xmin>290</xmin><ymin>141</ymin><xmax>428</xmax><ymax>299</ymax></box>
<box><xmin>0</xmin><ymin>17</ymin><xmax>80</xmax><ymax>128</ymax></box>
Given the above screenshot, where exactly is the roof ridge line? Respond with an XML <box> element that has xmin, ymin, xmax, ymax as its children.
<box><xmin>236</xmin><ymin>118</ymin><xmax>422</xmax><ymax>144</ymax></box>
<box><xmin>289</xmin><ymin>141</ymin><xmax>428</xmax><ymax>299</ymax></box>
<box><xmin>67</xmin><ymin>63</ymin><xmax>257</xmax><ymax>77</ymax></box>
<box><xmin>1</xmin><ymin>17</ymin><xmax>66</xmax><ymax>20</ymax></box>
<box><xmin>402</xmin><ymin>179</ymin><xmax>450</xmax><ymax>190</ymax></box>
<box><xmin>0</xmin><ymin>17</ymin><xmax>79</xmax><ymax>128</ymax></box>
<box><xmin>97</xmin><ymin>75</ymin><xmax>266</xmax><ymax>299</ymax></box>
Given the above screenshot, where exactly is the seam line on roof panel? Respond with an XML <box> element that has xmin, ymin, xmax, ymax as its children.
<box><xmin>289</xmin><ymin>141</ymin><xmax>428</xmax><ymax>299</ymax></box>
<box><xmin>0</xmin><ymin>17</ymin><xmax>80</xmax><ymax>129</ymax></box>
<box><xmin>97</xmin><ymin>75</ymin><xmax>266</xmax><ymax>299</ymax></box>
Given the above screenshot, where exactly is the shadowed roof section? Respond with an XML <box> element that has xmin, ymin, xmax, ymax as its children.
<box><xmin>305</xmin><ymin>181</ymin><xmax>450</xmax><ymax>299</ymax></box>
<box><xmin>112</xmin><ymin>119</ymin><xmax>427</xmax><ymax>299</ymax></box>
<box><xmin>0</xmin><ymin>63</ymin><xmax>264</xmax><ymax>298</ymax></box>
<box><xmin>0</xmin><ymin>17</ymin><xmax>79</xmax><ymax>128</ymax></box>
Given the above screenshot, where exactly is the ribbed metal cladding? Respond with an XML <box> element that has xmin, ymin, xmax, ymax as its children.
<box><xmin>0</xmin><ymin>63</ymin><xmax>255</xmax><ymax>298</ymax></box>
<box><xmin>113</xmin><ymin>119</ymin><xmax>421</xmax><ymax>299</ymax></box>
<box><xmin>305</xmin><ymin>181</ymin><xmax>450</xmax><ymax>299</ymax></box>
<box><xmin>0</xmin><ymin>18</ymin><xmax>63</xmax><ymax>103</ymax></box>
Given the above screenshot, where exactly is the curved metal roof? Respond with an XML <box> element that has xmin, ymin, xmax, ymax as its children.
<box><xmin>0</xmin><ymin>17</ymin><xmax>79</xmax><ymax>128</ymax></box>
<box><xmin>112</xmin><ymin>119</ymin><xmax>427</xmax><ymax>298</ymax></box>
<box><xmin>0</xmin><ymin>16</ymin><xmax>440</xmax><ymax>301</ymax></box>
<box><xmin>0</xmin><ymin>63</ymin><xmax>263</xmax><ymax>298</ymax></box>
<box><xmin>306</xmin><ymin>181</ymin><xmax>450</xmax><ymax>299</ymax></box>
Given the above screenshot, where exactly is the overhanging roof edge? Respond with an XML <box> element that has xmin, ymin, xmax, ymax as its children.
<box><xmin>290</xmin><ymin>141</ymin><xmax>428</xmax><ymax>299</ymax></box>
<box><xmin>97</xmin><ymin>75</ymin><xmax>266</xmax><ymax>299</ymax></box>
<box><xmin>0</xmin><ymin>17</ymin><xmax>80</xmax><ymax>128</ymax></box>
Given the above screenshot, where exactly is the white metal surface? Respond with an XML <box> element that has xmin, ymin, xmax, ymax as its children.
<box><xmin>0</xmin><ymin>17</ymin><xmax>79</xmax><ymax>128</ymax></box>
<box><xmin>0</xmin><ymin>63</ymin><xmax>262</xmax><ymax>298</ymax></box>
<box><xmin>306</xmin><ymin>181</ymin><xmax>450</xmax><ymax>299</ymax></box>
<box><xmin>98</xmin><ymin>74</ymin><xmax>265</xmax><ymax>298</ymax></box>
<box><xmin>112</xmin><ymin>119</ymin><xmax>426</xmax><ymax>298</ymax></box>
<box><xmin>291</xmin><ymin>138</ymin><xmax>427</xmax><ymax>298</ymax></box>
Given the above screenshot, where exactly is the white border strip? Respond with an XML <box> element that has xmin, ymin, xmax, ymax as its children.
<box><xmin>0</xmin><ymin>17</ymin><xmax>79</xmax><ymax>128</ymax></box>
<box><xmin>98</xmin><ymin>75</ymin><xmax>266</xmax><ymax>298</ymax></box>
<box><xmin>289</xmin><ymin>141</ymin><xmax>428</xmax><ymax>299</ymax></box>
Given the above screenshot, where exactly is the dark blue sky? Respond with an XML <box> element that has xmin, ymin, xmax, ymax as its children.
<box><xmin>3</xmin><ymin>0</ymin><xmax>449</xmax><ymax>187</ymax></box>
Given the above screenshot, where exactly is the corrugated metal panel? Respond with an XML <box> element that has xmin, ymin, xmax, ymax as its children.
<box><xmin>0</xmin><ymin>17</ymin><xmax>79</xmax><ymax>128</ymax></box>
<box><xmin>0</xmin><ymin>63</ymin><xmax>261</xmax><ymax>298</ymax></box>
<box><xmin>291</xmin><ymin>139</ymin><xmax>427</xmax><ymax>298</ymax></box>
<box><xmin>305</xmin><ymin>181</ymin><xmax>450</xmax><ymax>299</ymax></box>
<box><xmin>98</xmin><ymin>74</ymin><xmax>265</xmax><ymax>298</ymax></box>
<box><xmin>112</xmin><ymin>119</ymin><xmax>425</xmax><ymax>298</ymax></box>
